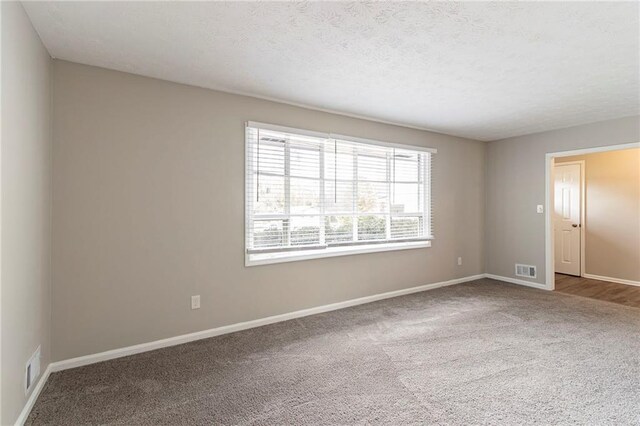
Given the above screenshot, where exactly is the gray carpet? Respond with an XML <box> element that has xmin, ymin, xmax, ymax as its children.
<box><xmin>27</xmin><ymin>279</ymin><xmax>640</xmax><ymax>425</ymax></box>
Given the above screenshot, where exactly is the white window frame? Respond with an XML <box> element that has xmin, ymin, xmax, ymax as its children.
<box><xmin>245</xmin><ymin>121</ymin><xmax>436</xmax><ymax>266</ymax></box>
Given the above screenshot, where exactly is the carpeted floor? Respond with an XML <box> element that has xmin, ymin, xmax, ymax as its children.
<box><xmin>27</xmin><ymin>278</ymin><xmax>640</xmax><ymax>425</ymax></box>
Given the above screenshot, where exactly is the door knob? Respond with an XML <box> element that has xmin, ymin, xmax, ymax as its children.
<box><xmin>572</xmin><ymin>224</ymin><xmax>579</xmax><ymax>228</ymax></box>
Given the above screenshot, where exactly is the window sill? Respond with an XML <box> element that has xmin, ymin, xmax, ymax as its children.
<box><xmin>245</xmin><ymin>240</ymin><xmax>431</xmax><ymax>266</ymax></box>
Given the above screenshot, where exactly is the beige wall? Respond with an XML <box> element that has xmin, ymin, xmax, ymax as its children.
<box><xmin>485</xmin><ymin>116</ymin><xmax>640</xmax><ymax>285</ymax></box>
<box><xmin>1</xmin><ymin>2</ymin><xmax>52</xmax><ymax>424</ymax></box>
<box><xmin>51</xmin><ymin>60</ymin><xmax>486</xmax><ymax>361</ymax></box>
<box><xmin>556</xmin><ymin>149</ymin><xmax>640</xmax><ymax>282</ymax></box>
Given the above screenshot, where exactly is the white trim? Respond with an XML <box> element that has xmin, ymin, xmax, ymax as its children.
<box><xmin>14</xmin><ymin>364</ymin><xmax>52</xmax><ymax>426</ymax></box>
<box><xmin>16</xmin><ymin>271</ymin><xmax>629</xmax><ymax>424</ymax></box>
<box><xmin>583</xmin><ymin>273</ymin><xmax>640</xmax><ymax>287</ymax></box>
<box><xmin>546</xmin><ymin>142</ymin><xmax>640</xmax><ymax>159</ymax></box>
<box><xmin>484</xmin><ymin>273</ymin><xmax>550</xmax><ymax>290</ymax></box>
<box><xmin>545</xmin><ymin>142</ymin><xmax>640</xmax><ymax>291</ymax></box>
<box><xmin>246</xmin><ymin>240</ymin><xmax>431</xmax><ymax>267</ymax></box>
<box><xmin>545</xmin><ymin>156</ymin><xmax>554</xmax><ymax>289</ymax></box>
<box><xmin>244</xmin><ymin>125</ymin><xmax>251</xmax><ymax>267</ymax></box>
<box><xmin>49</xmin><ymin>274</ymin><xmax>484</xmax><ymax>373</ymax></box>
<box><xmin>579</xmin><ymin>161</ymin><xmax>586</xmax><ymax>277</ymax></box>
<box><xmin>17</xmin><ymin>273</ymin><xmax>548</xmax><ymax>423</ymax></box>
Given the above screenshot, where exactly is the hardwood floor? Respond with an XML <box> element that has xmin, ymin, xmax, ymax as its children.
<box><xmin>555</xmin><ymin>273</ymin><xmax>640</xmax><ymax>308</ymax></box>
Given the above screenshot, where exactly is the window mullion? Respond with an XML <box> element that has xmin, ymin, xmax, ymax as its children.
<box><xmin>352</xmin><ymin>147</ymin><xmax>358</xmax><ymax>242</ymax></box>
<box><xmin>284</xmin><ymin>139</ymin><xmax>291</xmax><ymax>246</ymax></box>
<box><xmin>422</xmin><ymin>154</ymin><xmax>429</xmax><ymax>237</ymax></box>
<box><xmin>418</xmin><ymin>154</ymin><xmax>422</xmax><ymax>237</ymax></box>
<box><xmin>319</xmin><ymin>142</ymin><xmax>326</xmax><ymax>245</ymax></box>
<box><xmin>386</xmin><ymin>151</ymin><xmax>392</xmax><ymax>241</ymax></box>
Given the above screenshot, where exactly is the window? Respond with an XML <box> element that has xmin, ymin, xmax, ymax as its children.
<box><xmin>245</xmin><ymin>122</ymin><xmax>435</xmax><ymax>266</ymax></box>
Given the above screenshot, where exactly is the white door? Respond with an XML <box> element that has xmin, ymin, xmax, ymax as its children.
<box><xmin>554</xmin><ymin>163</ymin><xmax>582</xmax><ymax>276</ymax></box>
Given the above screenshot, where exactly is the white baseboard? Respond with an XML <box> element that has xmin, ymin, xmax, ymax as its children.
<box><xmin>16</xmin><ymin>271</ymin><xmax>623</xmax><ymax>423</ymax></box>
<box><xmin>50</xmin><ymin>273</ymin><xmax>485</xmax><ymax>373</ymax></box>
<box><xmin>583</xmin><ymin>273</ymin><xmax>640</xmax><ymax>287</ymax></box>
<box><xmin>484</xmin><ymin>273</ymin><xmax>551</xmax><ymax>290</ymax></box>
<box><xmin>8</xmin><ymin>268</ymin><xmax>631</xmax><ymax>426</ymax></box>
<box><xmin>16</xmin><ymin>272</ymin><xmax>542</xmax><ymax>423</ymax></box>
<box><xmin>15</xmin><ymin>363</ymin><xmax>52</xmax><ymax>426</ymax></box>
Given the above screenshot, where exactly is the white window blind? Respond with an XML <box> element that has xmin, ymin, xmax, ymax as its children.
<box><xmin>245</xmin><ymin>122</ymin><xmax>435</xmax><ymax>265</ymax></box>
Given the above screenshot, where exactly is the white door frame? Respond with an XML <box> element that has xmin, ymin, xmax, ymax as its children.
<box><xmin>545</xmin><ymin>142</ymin><xmax>640</xmax><ymax>290</ymax></box>
<box><xmin>553</xmin><ymin>160</ymin><xmax>585</xmax><ymax>277</ymax></box>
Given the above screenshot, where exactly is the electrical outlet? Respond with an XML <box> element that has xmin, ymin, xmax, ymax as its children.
<box><xmin>457</xmin><ymin>257</ymin><xmax>463</xmax><ymax>266</ymax></box>
<box><xmin>191</xmin><ymin>295</ymin><xmax>201</xmax><ymax>310</ymax></box>
<box><xmin>536</xmin><ymin>205</ymin><xmax>544</xmax><ymax>213</ymax></box>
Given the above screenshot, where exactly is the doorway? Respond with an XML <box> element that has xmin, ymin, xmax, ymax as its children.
<box><xmin>544</xmin><ymin>142</ymin><xmax>640</xmax><ymax>290</ymax></box>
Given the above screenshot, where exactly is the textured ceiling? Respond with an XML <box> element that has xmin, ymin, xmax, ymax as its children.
<box><xmin>24</xmin><ymin>1</ymin><xmax>640</xmax><ymax>141</ymax></box>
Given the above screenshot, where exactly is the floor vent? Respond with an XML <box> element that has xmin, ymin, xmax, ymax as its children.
<box><xmin>515</xmin><ymin>264</ymin><xmax>536</xmax><ymax>278</ymax></box>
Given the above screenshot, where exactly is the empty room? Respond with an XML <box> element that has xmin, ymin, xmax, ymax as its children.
<box><xmin>1</xmin><ymin>1</ymin><xmax>639</xmax><ymax>425</ymax></box>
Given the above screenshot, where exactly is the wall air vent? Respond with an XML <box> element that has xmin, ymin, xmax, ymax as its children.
<box><xmin>515</xmin><ymin>264</ymin><xmax>537</xmax><ymax>278</ymax></box>
<box><xmin>25</xmin><ymin>346</ymin><xmax>41</xmax><ymax>394</ymax></box>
